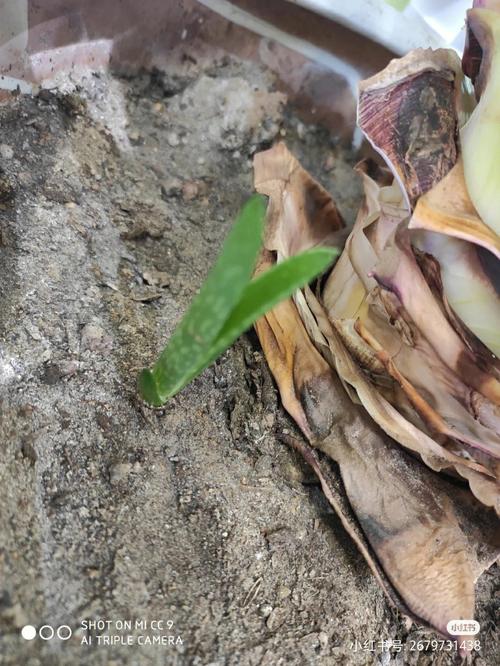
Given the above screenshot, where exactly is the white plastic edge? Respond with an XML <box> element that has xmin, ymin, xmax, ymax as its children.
<box><xmin>285</xmin><ymin>0</ymin><xmax>446</xmax><ymax>54</ymax></box>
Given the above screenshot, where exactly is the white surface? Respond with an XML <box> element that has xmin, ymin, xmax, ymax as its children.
<box><xmin>286</xmin><ymin>0</ymin><xmax>444</xmax><ymax>54</ymax></box>
<box><xmin>412</xmin><ymin>0</ymin><xmax>469</xmax><ymax>43</ymax></box>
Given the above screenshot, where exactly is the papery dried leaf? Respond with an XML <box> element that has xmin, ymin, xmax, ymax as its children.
<box><xmin>285</xmin><ymin>432</ymin><xmax>500</xmax><ymax>640</ymax></box>
<box><xmin>253</xmin><ymin>143</ymin><xmax>500</xmax><ymax>646</ymax></box>
<box><xmin>256</xmin><ymin>147</ymin><xmax>500</xmax><ymax>508</ymax></box>
<box><xmin>463</xmin><ymin>2</ymin><xmax>500</xmax><ymax>98</ymax></box>
<box><xmin>355</xmin><ymin>319</ymin><xmax>500</xmax><ymax>469</ymax></box>
<box><xmin>312</xmin><ymin>290</ymin><xmax>500</xmax><ymax>514</ymax></box>
<box><xmin>462</xmin><ymin>1</ymin><xmax>500</xmax><ymax>87</ymax></box>
<box><xmin>254</xmin><ymin>142</ymin><xmax>345</xmax><ymax>346</ymax></box>
<box><xmin>372</xmin><ymin>226</ymin><xmax>500</xmax><ymax>406</ymax></box>
<box><xmin>323</xmin><ymin>160</ymin><xmax>409</xmax><ymax>320</ymax></box>
<box><xmin>282</xmin><ymin>435</ymin><xmax>418</xmax><ymax>619</ymax></box>
<box><xmin>333</xmin><ymin>434</ymin><xmax>477</xmax><ymax>642</ymax></box>
<box><xmin>256</xmin><ymin>284</ymin><xmax>499</xmax><ymax>643</ymax></box>
<box><xmin>409</xmin><ymin>159</ymin><xmax>500</xmax><ymax>259</ymax></box>
<box><xmin>358</xmin><ymin>49</ymin><xmax>463</xmax><ymax>206</ymax></box>
<box><xmin>253</xmin><ymin>141</ymin><xmax>344</xmax><ymax>259</ymax></box>
<box><xmin>321</xmin><ymin>170</ymin><xmax>500</xmax><ymax>484</ymax></box>
<box><xmin>372</xmin><ymin>284</ymin><xmax>500</xmax><ymax>445</ymax></box>
<box><xmin>412</xmin><ymin>229</ymin><xmax>500</xmax><ymax>358</ymax></box>
<box><xmin>414</xmin><ymin>247</ymin><xmax>500</xmax><ymax>381</ymax></box>
<box><xmin>256</xmin><ymin>289</ymin><xmax>478</xmax><ymax>640</ymax></box>
<box><xmin>253</xmin><ymin>251</ymin><xmax>333</xmax><ymax>442</ymax></box>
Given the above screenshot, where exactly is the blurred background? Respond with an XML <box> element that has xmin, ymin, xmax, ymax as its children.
<box><xmin>0</xmin><ymin>0</ymin><xmax>471</xmax><ymax>141</ymax></box>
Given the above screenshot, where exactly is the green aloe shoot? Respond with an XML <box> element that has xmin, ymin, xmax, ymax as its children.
<box><xmin>138</xmin><ymin>194</ymin><xmax>337</xmax><ymax>406</ymax></box>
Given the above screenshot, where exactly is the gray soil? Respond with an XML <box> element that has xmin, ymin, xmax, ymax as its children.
<box><xmin>0</xmin><ymin>56</ymin><xmax>498</xmax><ymax>666</ymax></box>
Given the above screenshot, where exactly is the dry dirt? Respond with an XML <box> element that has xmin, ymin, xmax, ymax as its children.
<box><xmin>0</xmin><ymin>56</ymin><xmax>498</xmax><ymax>666</ymax></box>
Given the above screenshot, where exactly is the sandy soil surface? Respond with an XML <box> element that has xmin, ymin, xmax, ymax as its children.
<box><xmin>0</xmin><ymin>55</ymin><xmax>498</xmax><ymax>666</ymax></box>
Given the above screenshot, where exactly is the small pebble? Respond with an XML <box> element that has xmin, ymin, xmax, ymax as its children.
<box><xmin>277</xmin><ymin>585</ymin><xmax>291</xmax><ymax>600</ymax></box>
<box><xmin>266</xmin><ymin>608</ymin><xmax>285</xmax><ymax>631</ymax></box>
<box><xmin>25</xmin><ymin>324</ymin><xmax>42</xmax><ymax>341</ymax></box>
<box><xmin>0</xmin><ymin>144</ymin><xmax>14</xmax><ymax>159</ymax></box>
<box><xmin>142</xmin><ymin>269</ymin><xmax>170</xmax><ymax>287</ymax></box>
<box><xmin>81</xmin><ymin>323</ymin><xmax>112</xmax><ymax>353</ymax></box>
<box><xmin>40</xmin><ymin>364</ymin><xmax>62</xmax><ymax>385</ymax></box>
<box><xmin>182</xmin><ymin>181</ymin><xmax>199</xmax><ymax>201</ymax></box>
<box><xmin>162</xmin><ymin>177</ymin><xmax>182</xmax><ymax>198</ymax></box>
<box><xmin>259</xmin><ymin>604</ymin><xmax>273</xmax><ymax>617</ymax></box>
<box><xmin>296</xmin><ymin>122</ymin><xmax>306</xmax><ymax>139</ymax></box>
<box><xmin>167</xmin><ymin>132</ymin><xmax>180</xmax><ymax>147</ymax></box>
<box><xmin>109</xmin><ymin>463</ymin><xmax>132</xmax><ymax>484</ymax></box>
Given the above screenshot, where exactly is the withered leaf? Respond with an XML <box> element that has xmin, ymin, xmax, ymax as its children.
<box><xmin>358</xmin><ymin>49</ymin><xmax>463</xmax><ymax>206</ymax></box>
<box><xmin>253</xmin><ymin>142</ymin><xmax>500</xmax><ymax>645</ymax></box>
<box><xmin>409</xmin><ymin>159</ymin><xmax>500</xmax><ymax>259</ymax></box>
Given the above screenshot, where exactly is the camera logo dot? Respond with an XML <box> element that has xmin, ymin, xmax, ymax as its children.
<box><xmin>57</xmin><ymin>625</ymin><xmax>72</xmax><ymax>640</ymax></box>
<box><xmin>21</xmin><ymin>625</ymin><xmax>36</xmax><ymax>641</ymax></box>
<box><xmin>21</xmin><ymin>624</ymin><xmax>72</xmax><ymax>641</ymax></box>
<box><xmin>39</xmin><ymin>625</ymin><xmax>54</xmax><ymax>640</ymax></box>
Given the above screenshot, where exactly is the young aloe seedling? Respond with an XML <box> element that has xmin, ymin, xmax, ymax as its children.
<box><xmin>138</xmin><ymin>194</ymin><xmax>337</xmax><ymax>406</ymax></box>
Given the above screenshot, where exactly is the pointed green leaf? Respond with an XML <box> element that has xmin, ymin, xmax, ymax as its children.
<box><xmin>141</xmin><ymin>194</ymin><xmax>266</xmax><ymax>402</ymax></box>
<box><xmin>218</xmin><ymin>248</ymin><xmax>337</xmax><ymax>344</ymax></box>
<box><xmin>139</xmin><ymin>247</ymin><xmax>337</xmax><ymax>406</ymax></box>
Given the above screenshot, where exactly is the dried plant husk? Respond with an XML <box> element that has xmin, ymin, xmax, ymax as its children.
<box><xmin>253</xmin><ymin>144</ymin><xmax>500</xmax><ymax>504</ymax></box>
<box><xmin>409</xmin><ymin>159</ymin><xmax>500</xmax><ymax>259</ymax></box>
<box><xmin>463</xmin><ymin>1</ymin><xmax>500</xmax><ymax>96</ymax></box>
<box><xmin>359</xmin><ymin>42</ymin><xmax>500</xmax><ymax>361</ymax></box>
<box><xmin>322</xmin><ymin>166</ymin><xmax>500</xmax><ymax>502</ymax></box>
<box><xmin>463</xmin><ymin>1</ymin><xmax>500</xmax><ymax>90</ymax></box>
<box><xmin>253</xmin><ymin>141</ymin><xmax>345</xmax><ymax>260</ymax></box>
<box><xmin>253</xmin><ymin>143</ymin><xmax>500</xmax><ymax>644</ymax></box>
<box><xmin>412</xmin><ymin>228</ymin><xmax>500</xmax><ymax>358</ymax></box>
<box><xmin>252</xmin><ymin>12</ymin><xmax>500</xmax><ymax>643</ymax></box>
<box><xmin>358</xmin><ymin>49</ymin><xmax>465</xmax><ymax>208</ymax></box>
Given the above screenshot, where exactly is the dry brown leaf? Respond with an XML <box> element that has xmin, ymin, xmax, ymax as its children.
<box><xmin>253</xmin><ymin>141</ymin><xmax>344</xmax><ymax>259</ymax></box>
<box><xmin>409</xmin><ymin>159</ymin><xmax>500</xmax><ymax>259</ymax></box>
<box><xmin>358</xmin><ymin>49</ymin><xmax>463</xmax><ymax>206</ymax></box>
<box><xmin>253</xmin><ymin>142</ymin><xmax>500</xmax><ymax>645</ymax></box>
<box><xmin>256</xmin><ymin>286</ymin><xmax>498</xmax><ymax>642</ymax></box>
